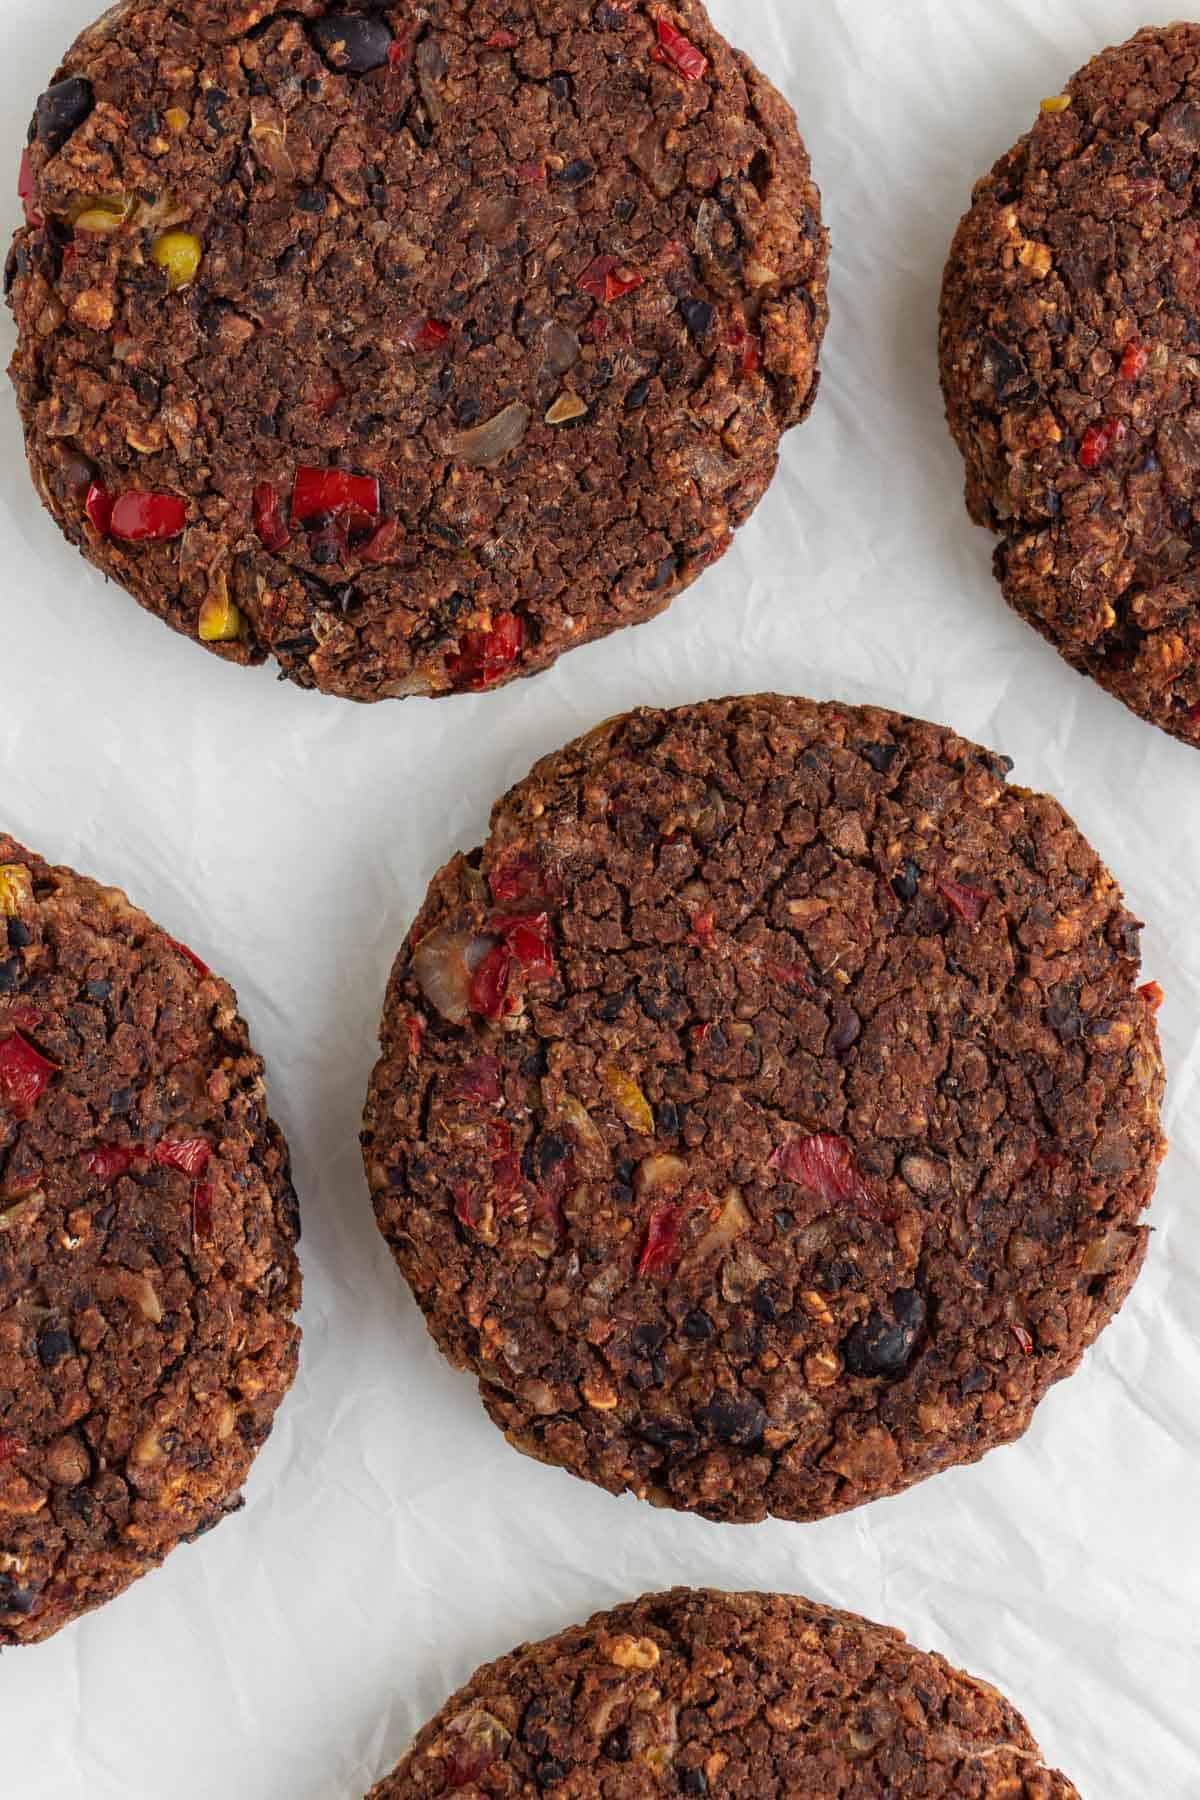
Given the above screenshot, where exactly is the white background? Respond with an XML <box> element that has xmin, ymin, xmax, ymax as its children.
<box><xmin>1</xmin><ymin>2</ymin><xmax>1197</xmax><ymax>1794</ymax></box>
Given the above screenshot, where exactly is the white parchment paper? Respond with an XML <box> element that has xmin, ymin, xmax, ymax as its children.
<box><xmin>1</xmin><ymin>2</ymin><xmax>1197</xmax><ymax>1794</ymax></box>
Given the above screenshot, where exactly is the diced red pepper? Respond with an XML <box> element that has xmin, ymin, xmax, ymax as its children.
<box><xmin>81</xmin><ymin>1145</ymin><xmax>138</xmax><ymax>1182</ymax></box>
<box><xmin>515</xmin><ymin>159</ymin><xmax>546</xmax><ymax>184</ymax></box>
<box><xmin>454</xmin><ymin>1054</ymin><xmax>501</xmax><ymax>1104</ymax></box>
<box><xmin>387</xmin><ymin>33</ymin><xmax>411</xmax><ymax>69</ymax></box>
<box><xmin>446</xmin><ymin>611</ymin><xmax>524</xmax><ymax>690</ymax></box>
<box><xmin>1078</xmin><ymin>418</ymin><xmax>1127</xmax><ymax>470</ymax></box>
<box><xmin>488</xmin><ymin>1122</ymin><xmax>524</xmax><ymax>1215</ymax></box>
<box><xmin>587</xmin><ymin>313</ymin><xmax>610</xmax><ymax>341</ymax></box>
<box><xmin>0</xmin><ymin>1032</ymin><xmax>56</xmax><ymax>1117</ymax></box>
<box><xmin>488</xmin><ymin>1121</ymin><xmax>512</xmax><ymax>1158</ymax></box>
<box><xmin>444</xmin><ymin>1732</ymin><xmax>505</xmax><ymax>1788</ymax></box>
<box><xmin>291</xmin><ymin>466</ymin><xmax>381</xmax><ymax>523</ymax></box>
<box><xmin>1137</xmin><ymin>980</ymin><xmax>1164</xmax><ymax>1011</ymax></box>
<box><xmin>110</xmin><ymin>491</ymin><xmax>188</xmax><ymax>543</ymax></box>
<box><xmin>726</xmin><ymin>317</ymin><xmax>762</xmax><ymax>375</ymax></box>
<box><xmin>1119</xmin><ymin>340</ymin><xmax>1148</xmax><ymax>382</ymax></box>
<box><xmin>766</xmin><ymin>959</ymin><xmax>814</xmax><ymax>996</ymax></box>
<box><xmin>491</xmin><ymin>1160</ymin><xmax>523</xmax><ymax>1214</ymax></box>
<box><xmin>638</xmin><ymin>1203</ymin><xmax>682</xmax><ymax>1278</ymax></box>
<box><xmin>165</xmin><ymin>934</ymin><xmax>210</xmax><ymax>977</ymax></box>
<box><xmin>84</xmin><ymin>481</ymin><xmax>113</xmax><ymax>537</ymax></box>
<box><xmin>1011</xmin><ymin>1323</ymin><xmax>1034</xmax><ymax>1356</ymax></box>
<box><xmin>651</xmin><ymin>17</ymin><xmax>709</xmax><ymax>81</ymax></box>
<box><xmin>770</xmin><ymin>1132</ymin><xmax>892</xmax><ymax>1222</ymax></box>
<box><xmin>578</xmin><ymin>256</ymin><xmax>645</xmax><ymax>305</ymax></box>
<box><xmin>489</xmin><ymin>854</ymin><xmax>539</xmax><ymax>907</ymax></box>
<box><xmin>488</xmin><ymin>851</ymin><xmax>560</xmax><ymax>909</ymax></box>
<box><xmin>361</xmin><ymin>518</ymin><xmax>402</xmax><ymax>563</ymax></box>
<box><xmin>452</xmin><ymin>1181</ymin><xmax>479</xmax><ymax>1231</ymax></box>
<box><xmin>0</xmin><ymin>1431</ymin><xmax>23</xmax><ymax>1464</ymax></box>
<box><xmin>468</xmin><ymin>942</ymin><xmax>513</xmax><ymax>1020</ymax></box>
<box><xmin>2</xmin><ymin>1006</ymin><xmax>41</xmax><ymax>1034</ymax></box>
<box><xmin>485</xmin><ymin>28</ymin><xmax>519</xmax><ymax>47</ymax></box>
<box><xmin>398</xmin><ymin>316</ymin><xmax>451</xmax><ymax>353</ymax></box>
<box><xmin>401</xmin><ymin>1013</ymin><xmax>425</xmax><ymax>1060</ymax></box>
<box><xmin>17</xmin><ymin>148</ymin><xmax>42</xmax><ymax>227</ymax></box>
<box><xmin>191</xmin><ymin>1180</ymin><xmax>214</xmax><ymax>1242</ymax></box>
<box><xmin>253</xmin><ymin>482</ymin><xmax>290</xmax><ymax>553</ymax></box>
<box><xmin>939</xmin><ymin>879</ymin><xmax>987</xmax><ymax>925</ymax></box>
<box><xmin>485</xmin><ymin>912</ymin><xmax>555</xmax><ymax>982</ymax></box>
<box><xmin>688</xmin><ymin>907</ymin><xmax>715</xmax><ymax>947</ymax></box>
<box><xmin>153</xmin><ymin>1137</ymin><xmax>211</xmax><ymax>1178</ymax></box>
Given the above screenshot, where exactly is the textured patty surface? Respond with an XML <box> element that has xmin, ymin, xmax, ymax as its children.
<box><xmin>367</xmin><ymin>1587</ymin><xmax>1080</xmax><ymax>1797</ymax></box>
<box><xmin>0</xmin><ymin>832</ymin><xmax>300</xmax><ymax>1644</ymax></box>
<box><xmin>6</xmin><ymin>0</ymin><xmax>827</xmax><ymax>701</ymax></box>
<box><xmin>940</xmin><ymin>23</ymin><xmax>1200</xmax><ymax>747</ymax></box>
<box><xmin>362</xmin><ymin>695</ymin><xmax>1165</xmax><ymax>1524</ymax></box>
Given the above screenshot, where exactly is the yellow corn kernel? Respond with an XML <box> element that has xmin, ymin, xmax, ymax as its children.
<box><xmin>152</xmin><ymin>230</ymin><xmax>202</xmax><ymax>291</ymax></box>
<box><xmin>1040</xmin><ymin>93</ymin><xmax>1072</xmax><ymax>113</ymax></box>
<box><xmin>198</xmin><ymin>588</ymin><xmax>242</xmax><ymax>643</ymax></box>
<box><xmin>603</xmin><ymin>1065</ymin><xmax>654</xmax><ymax>1136</ymax></box>
<box><xmin>67</xmin><ymin>193</ymin><xmax>129</xmax><ymax>229</ymax></box>
<box><xmin>0</xmin><ymin>865</ymin><xmax>32</xmax><ymax>916</ymax></box>
<box><xmin>164</xmin><ymin>107</ymin><xmax>189</xmax><ymax>133</ymax></box>
<box><xmin>75</xmin><ymin>208</ymin><xmax>125</xmax><ymax>234</ymax></box>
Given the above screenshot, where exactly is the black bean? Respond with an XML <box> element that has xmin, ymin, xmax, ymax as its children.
<box><xmin>624</xmin><ymin>378</ymin><xmax>651</xmax><ymax>411</ymax></box>
<box><xmin>1047</xmin><ymin>982</ymin><xmax>1083</xmax><ymax>1042</ymax></box>
<box><xmin>842</xmin><ymin>1288</ymin><xmax>926</xmax><ymax>1378</ymax></box>
<box><xmin>859</xmin><ymin>740</ymin><xmax>898</xmax><ymax>773</ymax></box>
<box><xmin>697</xmin><ymin>1393</ymin><xmax>766</xmax><ymax>1448</ymax></box>
<box><xmin>633</xmin><ymin>1321</ymin><xmax>667</xmax><ymax>1352</ymax></box>
<box><xmin>7</xmin><ymin>918</ymin><xmax>32</xmax><ymax>949</ymax></box>
<box><xmin>682</xmin><ymin>1309</ymin><xmax>714</xmax><ymax>1343</ymax></box>
<box><xmin>752</xmin><ymin>1281</ymin><xmax>780</xmax><ymax>1322</ymax></box>
<box><xmin>648</xmin><ymin>553</ymin><xmax>677</xmax><ymax>590</ymax></box>
<box><xmin>36</xmin><ymin>77</ymin><xmax>94</xmax><ymax>154</ymax></box>
<box><xmin>0</xmin><ymin>1575</ymin><xmax>37</xmax><ymax>1615</ymax></box>
<box><xmin>655</xmin><ymin>1099</ymin><xmax>679</xmax><ymax>1137</ymax></box>
<box><xmin>311</xmin><ymin>14</ymin><xmax>395</xmax><ymax>74</ymax></box>
<box><xmin>891</xmin><ymin>858</ymin><xmax>920</xmax><ymax>904</ymax></box>
<box><xmin>203</xmin><ymin>88</ymin><xmax>230</xmax><ymax>137</ymax></box>
<box><xmin>536</xmin><ymin>1134</ymin><xmax>570</xmax><ymax>1178</ymax></box>
<box><xmin>297</xmin><ymin>186</ymin><xmax>328</xmax><ymax>213</ymax></box>
<box><xmin>680</xmin><ymin>1771</ymin><xmax>708</xmax><ymax>1794</ymax></box>
<box><xmin>536</xmin><ymin>1760</ymin><xmax>568</xmax><ymax>1787</ymax></box>
<box><xmin>37</xmin><ymin>1326</ymin><xmax>74</xmax><ymax>1368</ymax></box>
<box><xmin>0</xmin><ymin>958</ymin><xmax>20</xmax><ymax>994</ymax></box>
<box><xmin>980</xmin><ymin>333</ymin><xmax>1031</xmax><ymax>400</ymax></box>
<box><xmin>553</xmin><ymin>159</ymin><xmax>594</xmax><ymax>187</ymax></box>
<box><xmin>4</xmin><ymin>244</ymin><xmax>28</xmax><ymax>300</ymax></box>
<box><xmin>549</xmin><ymin>73</ymin><xmax>574</xmax><ymax>100</ymax></box>
<box><xmin>636</xmin><ymin>1419</ymin><xmax>699</xmax><ymax>1458</ymax></box>
<box><xmin>680</xmin><ymin>296</ymin><xmax>716</xmax><ymax>339</ymax></box>
<box><xmin>830</xmin><ymin>1005</ymin><xmax>861</xmax><ymax>1054</ymax></box>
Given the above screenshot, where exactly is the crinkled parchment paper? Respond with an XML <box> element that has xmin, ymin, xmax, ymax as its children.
<box><xmin>0</xmin><ymin>2</ymin><xmax>1197</xmax><ymax>1794</ymax></box>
